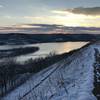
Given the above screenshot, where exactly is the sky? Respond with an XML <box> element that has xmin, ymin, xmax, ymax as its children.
<box><xmin>0</xmin><ymin>0</ymin><xmax>100</xmax><ymax>33</ymax></box>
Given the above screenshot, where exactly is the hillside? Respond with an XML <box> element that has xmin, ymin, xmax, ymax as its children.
<box><xmin>2</xmin><ymin>42</ymin><xmax>100</xmax><ymax>100</ymax></box>
<box><xmin>0</xmin><ymin>33</ymin><xmax>100</xmax><ymax>45</ymax></box>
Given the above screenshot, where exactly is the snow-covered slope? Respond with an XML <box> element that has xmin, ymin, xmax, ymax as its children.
<box><xmin>2</xmin><ymin>42</ymin><xmax>100</xmax><ymax>100</ymax></box>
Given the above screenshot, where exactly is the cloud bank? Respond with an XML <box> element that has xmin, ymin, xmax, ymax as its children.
<box><xmin>0</xmin><ymin>24</ymin><xmax>100</xmax><ymax>34</ymax></box>
<box><xmin>64</xmin><ymin>7</ymin><xmax>100</xmax><ymax>16</ymax></box>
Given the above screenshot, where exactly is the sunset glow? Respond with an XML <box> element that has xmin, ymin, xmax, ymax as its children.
<box><xmin>0</xmin><ymin>0</ymin><xmax>100</xmax><ymax>33</ymax></box>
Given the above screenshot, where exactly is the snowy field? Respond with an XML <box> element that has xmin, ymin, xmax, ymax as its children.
<box><xmin>2</xmin><ymin>42</ymin><xmax>100</xmax><ymax>100</ymax></box>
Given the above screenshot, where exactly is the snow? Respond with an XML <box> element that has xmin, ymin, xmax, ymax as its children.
<box><xmin>2</xmin><ymin>42</ymin><xmax>100</xmax><ymax>100</ymax></box>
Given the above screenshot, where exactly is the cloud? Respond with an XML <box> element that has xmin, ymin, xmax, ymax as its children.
<box><xmin>61</xmin><ymin>7</ymin><xmax>100</xmax><ymax>16</ymax></box>
<box><xmin>0</xmin><ymin>24</ymin><xmax>65</xmax><ymax>34</ymax></box>
<box><xmin>0</xmin><ymin>24</ymin><xmax>100</xmax><ymax>34</ymax></box>
<box><xmin>0</xmin><ymin>5</ymin><xmax>3</xmax><ymax>8</ymax></box>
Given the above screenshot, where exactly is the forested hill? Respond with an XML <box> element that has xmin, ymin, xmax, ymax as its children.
<box><xmin>0</xmin><ymin>33</ymin><xmax>100</xmax><ymax>45</ymax></box>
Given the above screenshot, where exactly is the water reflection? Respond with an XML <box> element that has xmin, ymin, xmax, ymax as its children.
<box><xmin>17</xmin><ymin>42</ymin><xmax>88</xmax><ymax>61</ymax></box>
